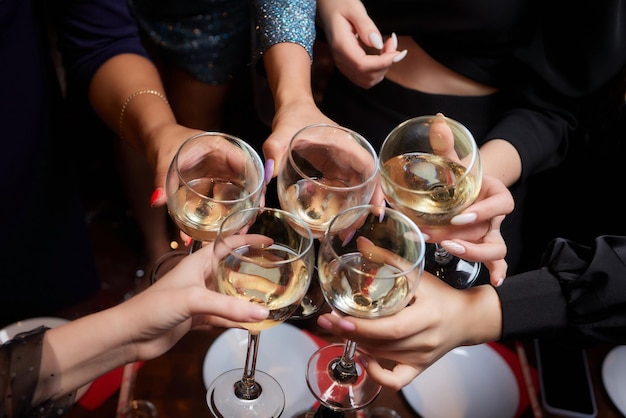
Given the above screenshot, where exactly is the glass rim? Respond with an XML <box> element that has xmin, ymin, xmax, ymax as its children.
<box><xmin>172</xmin><ymin>131</ymin><xmax>265</xmax><ymax>205</ymax></box>
<box><xmin>287</xmin><ymin>123</ymin><xmax>379</xmax><ymax>192</ymax></box>
<box><xmin>323</xmin><ymin>204</ymin><xmax>426</xmax><ymax>279</ymax></box>
<box><xmin>216</xmin><ymin>206</ymin><xmax>315</xmax><ymax>266</ymax></box>
<box><xmin>378</xmin><ymin>115</ymin><xmax>481</xmax><ymax>192</ymax></box>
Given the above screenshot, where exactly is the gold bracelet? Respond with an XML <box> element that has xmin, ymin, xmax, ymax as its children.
<box><xmin>118</xmin><ymin>89</ymin><xmax>170</xmax><ymax>139</ymax></box>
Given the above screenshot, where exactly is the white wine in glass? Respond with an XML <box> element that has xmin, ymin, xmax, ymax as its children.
<box><xmin>379</xmin><ymin>114</ymin><xmax>482</xmax><ymax>289</ymax></box>
<box><xmin>306</xmin><ymin>205</ymin><xmax>425</xmax><ymax>412</ymax></box>
<box><xmin>207</xmin><ymin>207</ymin><xmax>315</xmax><ymax>417</ymax></box>
<box><xmin>166</xmin><ymin>131</ymin><xmax>265</xmax><ymax>247</ymax></box>
<box><xmin>277</xmin><ymin>123</ymin><xmax>378</xmax><ymax>239</ymax></box>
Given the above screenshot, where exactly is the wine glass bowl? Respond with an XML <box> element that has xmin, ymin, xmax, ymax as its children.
<box><xmin>378</xmin><ymin>115</ymin><xmax>481</xmax><ymax>226</ymax></box>
<box><xmin>213</xmin><ymin>207</ymin><xmax>316</xmax><ymax>330</ymax></box>
<box><xmin>317</xmin><ymin>206</ymin><xmax>425</xmax><ymax>319</ymax></box>
<box><xmin>306</xmin><ymin>204</ymin><xmax>426</xmax><ymax>411</ymax></box>
<box><xmin>207</xmin><ymin>207</ymin><xmax>316</xmax><ymax>417</ymax></box>
<box><xmin>165</xmin><ymin>131</ymin><xmax>265</xmax><ymax>244</ymax></box>
<box><xmin>277</xmin><ymin>124</ymin><xmax>378</xmax><ymax>239</ymax></box>
<box><xmin>288</xmin><ymin>265</ymin><xmax>327</xmax><ymax>321</ymax></box>
<box><xmin>378</xmin><ymin>115</ymin><xmax>482</xmax><ymax>289</ymax></box>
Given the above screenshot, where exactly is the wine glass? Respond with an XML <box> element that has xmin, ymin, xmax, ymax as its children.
<box><xmin>288</xmin><ymin>264</ymin><xmax>326</xmax><ymax>321</ymax></box>
<box><xmin>206</xmin><ymin>206</ymin><xmax>316</xmax><ymax>417</ymax></box>
<box><xmin>277</xmin><ymin>124</ymin><xmax>378</xmax><ymax>319</ymax></box>
<box><xmin>116</xmin><ymin>363</ymin><xmax>158</xmax><ymax>418</ymax></box>
<box><xmin>378</xmin><ymin>114</ymin><xmax>482</xmax><ymax>289</ymax></box>
<box><xmin>277</xmin><ymin>123</ymin><xmax>379</xmax><ymax>239</ymax></box>
<box><xmin>165</xmin><ymin>131</ymin><xmax>265</xmax><ymax>253</ymax></box>
<box><xmin>306</xmin><ymin>204</ymin><xmax>426</xmax><ymax>412</ymax></box>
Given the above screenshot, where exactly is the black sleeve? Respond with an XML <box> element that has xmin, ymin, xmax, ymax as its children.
<box><xmin>496</xmin><ymin>235</ymin><xmax>626</xmax><ymax>344</ymax></box>
<box><xmin>489</xmin><ymin>0</ymin><xmax>626</xmax><ymax>182</ymax></box>
<box><xmin>56</xmin><ymin>0</ymin><xmax>149</xmax><ymax>98</ymax></box>
<box><xmin>0</xmin><ymin>326</ymin><xmax>76</xmax><ymax>417</ymax></box>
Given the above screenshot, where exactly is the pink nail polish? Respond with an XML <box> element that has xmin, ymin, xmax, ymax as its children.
<box><xmin>264</xmin><ymin>159</ymin><xmax>274</xmax><ymax>185</ymax></box>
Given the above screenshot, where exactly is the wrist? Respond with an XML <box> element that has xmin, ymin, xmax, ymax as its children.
<box><xmin>463</xmin><ymin>285</ymin><xmax>503</xmax><ymax>344</ymax></box>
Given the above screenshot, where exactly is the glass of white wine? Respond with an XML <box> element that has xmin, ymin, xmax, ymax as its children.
<box><xmin>165</xmin><ymin>131</ymin><xmax>265</xmax><ymax>252</ymax></box>
<box><xmin>206</xmin><ymin>207</ymin><xmax>316</xmax><ymax>417</ymax></box>
<box><xmin>277</xmin><ymin>123</ymin><xmax>379</xmax><ymax>240</ymax></box>
<box><xmin>306</xmin><ymin>205</ymin><xmax>425</xmax><ymax>412</ymax></box>
<box><xmin>378</xmin><ymin>114</ymin><xmax>482</xmax><ymax>289</ymax></box>
<box><xmin>277</xmin><ymin>124</ymin><xmax>378</xmax><ymax>320</ymax></box>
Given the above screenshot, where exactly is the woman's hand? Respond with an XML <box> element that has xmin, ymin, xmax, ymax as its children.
<box><xmin>141</xmin><ymin>123</ymin><xmax>206</xmax><ymax>208</ymax></box>
<box><xmin>315</xmin><ymin>272</ymin><xmax>502</xmax><ymax>390</ymax></box>
<box><xmin>428</xmin><ymin>174</ymin><xmax>513</xmax><ymax>285</ymax></box>
<box><xmin>262</xmin><ymin>98</ymin><xmax>335</xmax><ymax>181</ymax></box>
<box><xmin>112</xmin><ymin>236</ymin><xmax>271</xmax><ymax>361</ymax></box>
<box><xmin>41</xmin><ymin>237</ymin><xmax>269</xmax><ymax>404</ymax></box>
<box><xmin>317</xmin><ymin>0</ymin><xmax>406</xmax><ymax>88</ymax></box>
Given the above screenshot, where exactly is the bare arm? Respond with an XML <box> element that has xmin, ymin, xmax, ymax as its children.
<box><xmin>31</xmin><ymin>241</ymin><xmax>269</xmax><ymax>407</ymax></box>
<box><xmin>261</xmin><ymin>43</ymin><xmax>335</xmax><ymax>179</ymax></box>
<box><xmin>88</xmin><ymin>53</ymin><xmax>203</xmax><ymax>206</ymax></box>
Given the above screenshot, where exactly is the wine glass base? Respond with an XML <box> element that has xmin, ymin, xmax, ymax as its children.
<box><xmin>425</xmin><ymin>244</ymin><xmax>481</xmax><ymax>289</ymax></box>
<box><xmin>119</xmin><ymin>400</ymin><xmax>158</xmax><ymax>418</ymax></box>
<box><xmin>306</xmin><ymin>343</ymin><xmax>382</xmax><ymax>411</ymax></box>
<box><xmin>149</xmin><ymin>250</ymin><xmax>188</xmax><ymax>284</ymax></box>
<box><xmin>206</xmin><ymin>368</ymin><xmax>285</xmax><ymax>417</ymax></box>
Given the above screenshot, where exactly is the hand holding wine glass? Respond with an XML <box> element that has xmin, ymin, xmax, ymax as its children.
<box><xmin>206</xmin><ymin>207</ymin><xmax>316</xmax><ymax>417</ymax></box>
<box><xmin>306</xmin><ymin>205</ymin><xmax>425</xmax><ymax>412</ymax></box>
<box><xmin>378</xmin><ymin>114</ymin><xmax>483</xmax><ymax>289</ymax></box>
<box><xmin>166</xmin><ymin>131</ymin><xmax>265</xmax><ymax>251</ymax></box>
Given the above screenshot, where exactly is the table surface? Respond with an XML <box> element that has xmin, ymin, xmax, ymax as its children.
<box><xmin>63</xmin><ymin>311</ymin><xmax>624</xmax><ymax>418</ymax></box>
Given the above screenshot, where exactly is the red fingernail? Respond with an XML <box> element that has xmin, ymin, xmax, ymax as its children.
<box><xmin>150</xmin><ymin>188</ymin><xmax>163</xmax><ymax>207</ymax></box>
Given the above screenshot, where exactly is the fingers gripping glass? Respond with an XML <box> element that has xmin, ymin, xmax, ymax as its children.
<box><xmin>165</xmin><ymin>131</ymin><xmax>265</xmax><ymax>251</ymax></box>
<box><xmin>277</xmin><ymin>124</ymin><xmax>379</xmax><ymax>319</ymax></box>
<box><xmin>306</xmin><ymin>205</ymin><xmax>425</xmax><ymax>412</ymax></box>
<box><xmin>206</xmin><ymin>207</ymin><xmax>316</xmax><ymax>417</ymax></box>
<box><xmin>378</xmin><ymin>115</ymin><xmax>482</xmax><ymax>289</ymax></box>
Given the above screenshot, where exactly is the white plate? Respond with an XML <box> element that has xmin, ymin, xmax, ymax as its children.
<box><xmin>601</xmin><ymin>345</ymin><xmax>626</xmax><ymax>415</ymax></box>
<box><xmin>0</xmin><ymin>316</ymin><xmax>70</xmax><ymax>343</ymax></box>
<box><xmin>401</xmin><ymin>344</ymin><xmax>519</xmax><ymax>418</ymax></box>
<box><xmin>203</xmin><ymin>322</ymin><xmax>319</xmax><ymax>418</ymax></box>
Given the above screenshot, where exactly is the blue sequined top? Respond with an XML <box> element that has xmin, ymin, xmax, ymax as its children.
<box><xmin>252</xmin><ymin>0</ymin><xmax>315</xmax><ymax>61</ymax></box>
<box><xmin>128</xmin><ymin>0</ymin><xmax>315</xmax><ymax>84</ymax></box>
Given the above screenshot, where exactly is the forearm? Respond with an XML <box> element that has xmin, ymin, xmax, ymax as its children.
<box><xmin>34</xmin><ymin>306</ymin><xmax>132</xmax><ymax>405</ymax></box>
<box><xmin>263</xmin><ymin>44</ymin><xmax>317</xmax><ymax>116</ymax></box>
<box><xmin>460</xmin><ymin>284</ymin><xmax>503</xmax><ymax>344</ymax></box>
<box><xmin>88</xmin><ymin>53</ymin><xmax>176</xmax><ymax>162</ymax></box>
<box><xmin>479</xmin><ymin>139</ymin><xmax>522</xmax><ymax>188</ymax></box>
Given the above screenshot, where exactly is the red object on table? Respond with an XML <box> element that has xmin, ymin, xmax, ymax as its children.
<box><xmin>77</xmin><ymin>362</ymin><xmax>145</xmax><ymax>411</ymax></box>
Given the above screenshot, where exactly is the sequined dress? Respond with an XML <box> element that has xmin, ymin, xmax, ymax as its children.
<box><xmin>128</xmin><ymin>0</ymin><xmax>315</xmax><ymax>84</ymax></box>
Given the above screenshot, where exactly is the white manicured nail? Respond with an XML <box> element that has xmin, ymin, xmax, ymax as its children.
<box><xmin>390</xmin><ymin>33</ymin><xmax>398</xmax><ymax>50</ymax></box>
<box><xmin>393</xmin><ymin>49</ymin><xmax>408</xmax><ymax>62</ymax></box>
<box><xmin>441</xmin><ymin>240</ymin><xmax>466</xmax><ymax>255</ymax></box>
<box><xmin>451</xmin><ymin>212</ymin><xmax>477</xmax><ymax>225</ymax></box>
<box><xmin>369</xmin><ymin>32</ymin><xmax>384</xmax><ymax>49</ymax></box>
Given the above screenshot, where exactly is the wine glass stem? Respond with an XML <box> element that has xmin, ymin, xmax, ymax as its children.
<box><xmin>116</xmin><ymin>362</ymin><xmax>139</xmax><ymax>418</ymax></box>
<box><xmin>331</xmin><ymin>340</ymin><xmax>359</xmax><ymax>383</ymax></box>
<box><xmin>189</xmin><ymin>239</ymin><xmax>203</xmax><ymax>254</ymax></box>
<box><xmin>433</xmin><ymin>243</ymin><xmax>453</xmax><ymax>265</ymax></box>
<box><xmin>234</xmin><ymin>331</ymin><xmax>263</xmax><ymax>400</ymax></box>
